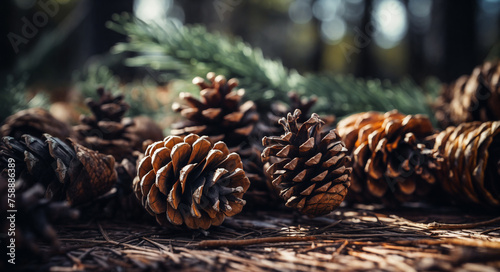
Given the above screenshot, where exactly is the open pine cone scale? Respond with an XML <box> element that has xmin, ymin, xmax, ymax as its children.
<box><xmin>262</xmin><ymin>110</ymin><xmax>352</xmax><ymax>216</ymax></box>
<box><xmin>337</xmin><ymin>110</ymin><xmax>441</xmax><ymax>204</ymax></box>
<box><xmin>134</xmin><ymin>134</ymin><xmax>250</xmax><ymax>230</ymax></box>
<box><xmin>171</xmin><ymin>73</ymin><xmax>258</xmax><ymax>145</ymax></box>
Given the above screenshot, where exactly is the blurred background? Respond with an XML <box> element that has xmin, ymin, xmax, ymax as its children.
<box><xmin>0</xmin><ymin>0</ymin><xmax>499</xmax><ymax>110</ymax></box>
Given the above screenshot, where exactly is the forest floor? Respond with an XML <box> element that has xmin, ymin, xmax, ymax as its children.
<box><xmin>19</xmin><ymin>204</ymin><xmax>500</xmax><ymax>271</ymax></box>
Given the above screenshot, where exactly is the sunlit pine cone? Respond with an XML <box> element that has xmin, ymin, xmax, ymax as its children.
<box><xmin>0</xmin><ymin>134</ymin><xmax>117</xmax><ymax>206</ymax></box>
<box><xmin>336</xmin><ymin>110</ymin><xmax>442</xmax><ymax>204</ymax></box>
<box><xmin>433</xmin><ymin>121</ymin><xmax>500</xmax><ymax>207</ymax></box>
<box><xmin>250</xmin><ymin>93</ymin><xmax>337</xmax><ymax>209</ymax></box>
<box><xmin>434</xmin><ymin>61</ymin><xmax>500</xmax><ymax>128</ymax></box>
<box><xmin>133</xmin><ymin>134</ymin><xmax>250</xmax><ymax>230</ymax></box>
<box><xmin>261</xmin><ymin>109</ymin><xmax>352</xmax><ymax>217</ymax></box>
<box><xmin>1</xmin><ymin>108</ymin><xmax>72</xmax><ymax>140</ymax></box>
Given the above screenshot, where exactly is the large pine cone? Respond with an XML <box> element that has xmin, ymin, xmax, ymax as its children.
<box><xmin>0</xmin><ymin>134</ymin><xmax>117</xmax><ymax>205</ymax></box>
<box><xmin>336</xmin><ymin>110</ymin><xmax>441</xmax><ymax>204</ymax></box>
<box><xmin>434</xmin><ymin>61</ymin><xmax>500</xmax><ymax>128</ymax></box>
<box><xmin>262</xmin><ymin>109</ymin><xmax>352</xmax><ymax>217</ymax></box>
<box><xmin>433</xmin><ymin>121</ymin><xmax>500</xmax><ymax>207</ymax></box>
<box><xmin>74</xmin><ymin>88</ymin><xmax>163</xmax><ymax>162</ymax></box>
<box><xmin>133</xmin><ymin>134</ymin><xmax>250</xmax><ymax>230</ymax></box>
<box><xmin>1</xmin><ymin>108</ymin><xmax>72</xmax><ymax>140</ymax></box>
<box><xmin>171</xmin><ymin>73</ymin><xmax>259</xmax><ymax>146</ymax></box>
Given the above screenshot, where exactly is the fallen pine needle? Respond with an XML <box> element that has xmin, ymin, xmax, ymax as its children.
<box><xmin>198</xmin><ymin>236</ymin><xmax>317</xmax><ymax>248</ymax></box>
<box><xmin>427</xmin><ymin>216</ymin><xmax>500</xmax><ymax>230</ymax></box>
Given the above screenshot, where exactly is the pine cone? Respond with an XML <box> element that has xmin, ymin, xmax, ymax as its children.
<box><xmin>1</xmin><ymin>108</ymin><xmax>72</xmax><ymax>140</ymax></box>
<box><xmin>74</xmin><ymin>88</ymin><xmax>163</xmax><ymax>162</ymax></box>
<box><xmin>433</xmin><ymin>121</ymin><xmax>500</xmax><ymax>207</ymax></box>
<box><xmin>434</xmin><ymin>61</ymin><xmax>500</xmax><ymax>128</ymax></box>
<box><xmin>133</xmin><ymin>134</ymin><xmax>250</xmax><ymax>229</ymax></box>
<box><xmin>0</xmin><ymin>134</ymin><xmax>117</xmax><ymax>206</ymax></box>
<box><xmin>261</xmin><ymin>110</ymin><xmax>352</xmax><ymax>217</ymax></box>
<box><xmin>336</xmin><ymin>110</ymin><xmax>441</xmax><ymax>204</ymax></box>
<box><xmin>0</xmin><ymin>176</ymin><xmax>78</xmax><ymax>260</ymax></box>
<box><xmin>171</xmin><ymin>73</ymin><xmax>259</xmax><ymax>146</ymax></box>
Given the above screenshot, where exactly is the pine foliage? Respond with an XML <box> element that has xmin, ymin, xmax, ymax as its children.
<box><xmin>107</xmin><ymin>13</ymin><xmax>436</xmax><ymax>119</ymax></box>
<box><xmin>0</xmin><ymin>75</ymin><xmax>49</xmax><ymax>123</ymax></box>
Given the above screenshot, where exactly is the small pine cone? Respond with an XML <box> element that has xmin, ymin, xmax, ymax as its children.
<box><xmin>433</xmin><ymin>121</ymin><xmax>500</xmax><ymax>207</ymax></box>
<box><xmin>434</xmin><ymin>61</ymin><xmax>500</xmax><ymax>128</ymax></box>
<box><xmin>261</xmin><ymin>110</ymin><xmax>352</xmax><ymax>217</ymax></box>
<box><xmin>336</xmin><ymin>110</ymin><xmax>441</xmax><ymax>204</ymax></box>
<box><xmin>1</xmin><ymin>108</ymin><xmax>72</xmax><ymax>140</ymax></box>
<box><xmin>0</xmin><ymin>177</ymin><xmax>78</xmax><ymax>257</ymax></box>
<box><xmin>133</xmin><ymin>134</ymin><xmax>250</xmax><ymax>229</ymax></box>
<box><xmin>73</xmin><ymin>88</ymin><xmax>163</xmax><ymax>162</ymax></box>
<box><xmin>171</xmin><ymin>72</ymin><xmax>259</xmax><ymax>147</ymax></box>
<box><xmin>0</xmin><ymin>134</ymin><xmax>117</xmax><ymax>205</ymax></box>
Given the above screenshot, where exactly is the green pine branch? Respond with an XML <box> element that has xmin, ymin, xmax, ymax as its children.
<box><xmin>106</xmin><ymin>13</ymin><xmax>436</xmax><ymax>120</ymax></box>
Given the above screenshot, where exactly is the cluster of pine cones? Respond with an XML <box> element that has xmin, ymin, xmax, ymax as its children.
<box><xmin>1</xmin><ymin>62</ymin><xmax>500</xmax><ymax>259</ymax></box>
<box><xmin>0</xmin><ymin>88</ymin><xmax>163</xmax><ymax>259</ymax></box>
<box><xmin>335</xmin><ymin>60</ymin><xmax>500</xmax><ymax>208</ymax></box>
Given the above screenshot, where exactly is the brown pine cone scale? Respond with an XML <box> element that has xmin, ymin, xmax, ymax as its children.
<box><xmin>133</xmin><ymin>134</ymin><xmax>250</xmax><ymax>230</ymax></box>
<box><xmin>262</xmin><ymin>110</ymin><xmax>351</xmax><ymax>217</ymax></box>
<box><xmin>1</xmin><ymin>134</ymin><xmax>117</xmax><ymax>205</ymax></box>
<box><xmin>337</xmin><ymin>110</ymin><xmax>441</xmax><ymax>204</ymax></box>
<box><xmin>171</xmin><ymin>73</ymin><xmax>258</xmax><ymax>146</ymax></box>
<box><xmin>434</xmin><ymin>61</ymin><xmax>500</xmax><ymax>127</ymax></box>
<box><xmin>74</xmin><ymin>88</ymin><xmax>163</xmax><ymax>162</ymax></box>
<box><xmin>433</xmin><ymin>121</ymin><xmax>500</xmax><ymax>207</ymax></box>
<box><xmin>1</xmin><ymin>108</ymin><xmax>72</xmax><ymax>140</ymax></box>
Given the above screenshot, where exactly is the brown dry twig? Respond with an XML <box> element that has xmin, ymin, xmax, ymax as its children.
<box><xmin>198</xmin><ymin>236</ymin><xmax>317</xmax><ymax>248</ymax></box>
<box><xmin>427</xmin><ymin>216</ymin><xmax>500</xmax><ymax>230</ymax></box>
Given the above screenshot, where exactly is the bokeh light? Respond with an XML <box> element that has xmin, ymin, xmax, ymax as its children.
<box><xmin>408</xmin><ymin>0</ymin><xmax>432</xmax><ymax>33</ymax></box>
<box><xmin>479</xmin><ymin>0</ymin><xmax>500</xmax><ymax>15</ymax></box>
<box><xmin>312</xmin><ymin>0</ymin><xmax>342</xmax><ymax>22</ymax></box>
<box><xmin>372</xmin><ymin>0</ymin><xmax>408</xmax><ymax>49</ymax></box>
<box><xmin>134</xmin><ymin>0</ymin><xmax>171</xmax><ymax>23</ymax></box>
<box><xmin>343</xmin><ymin>0</ymin><xmax>365</xmax><ymax>22</ymax></box>
<box><xmin>321</xmin><ymin>18</ymin><xmax>346</xmax><ymax>44</ymax></box>
<box><xmin>288</xmin><ymin>0</ymin><xmax>313</xmax><ymax>24</ymax></box>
